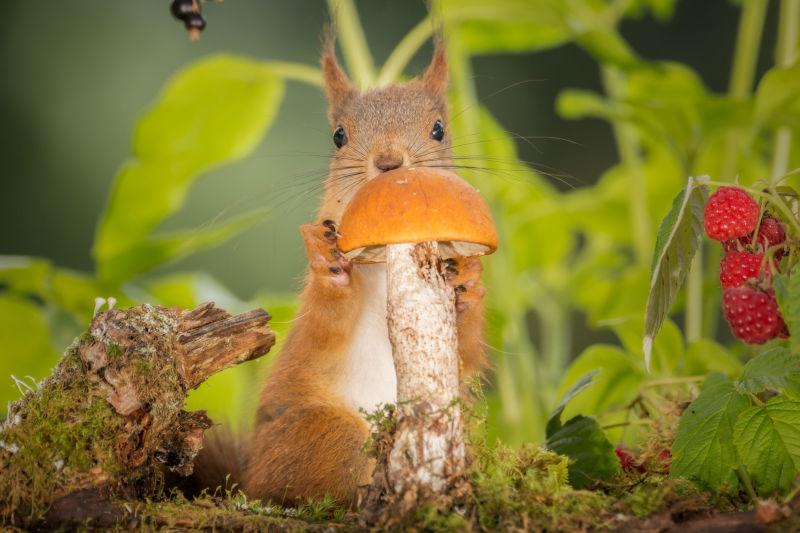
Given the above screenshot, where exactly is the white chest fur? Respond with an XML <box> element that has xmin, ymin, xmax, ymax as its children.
<box><xmin>337</xmin><ymin>263</ymin><xmax>397</xmax><ymax>415</ymax></box>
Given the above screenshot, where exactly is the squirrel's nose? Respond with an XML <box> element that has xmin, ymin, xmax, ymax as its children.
<box><xmin>374</xmin><ymin>153</ymin><xmax>404</xmax><ymax>173</ymax></box>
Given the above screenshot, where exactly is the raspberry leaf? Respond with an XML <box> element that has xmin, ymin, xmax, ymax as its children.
<box><xmin>774</xmin><ymin>273</ymin><xmax>800</xmax><ymax>351</ymax></box>
<box><xmin>643</xmin><ymin>176</ymin><xmax>708</xmax><ymax>370</ymax></box>
<box><xmin>734</xmin><ymin>396</ymin><xmax>800</xmax><ymax>494</ymax></box>
<box><xmin>671</xmin><ymin>373</ymin><xmax>750</xmax><ymax>492</ymax></box>
<box><xmin>735</xmin><ymin>348</ymin><xmax>800</xmax><ymax>398</ymax></box>
<box><xmin>546</xmin><ymin>414</ymin><xmax>619</xmax><ymax>489</ymax></box>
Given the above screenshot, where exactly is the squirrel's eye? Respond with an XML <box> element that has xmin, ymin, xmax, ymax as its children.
<box><xmin>431</xmin><ymin>119</ymin><xmax>445</xmax><ymax>142</ymax></box>
<box><xmin>333</xmin><ymin>126</ymin><xmax>347</xmax><ymax>149</ymax></box>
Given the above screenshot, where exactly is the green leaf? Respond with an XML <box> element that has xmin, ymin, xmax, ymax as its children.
<box><xmin>94</xmin><ymin>55</ymin><xmax>285</xmax><ymax>282</ymax></box>
<box><xmin>613</xmin><ymin>317</ymin><xmax>683</xmax><ymax>376</ymax></box>
<box><xmin>671</xmin><ymin>373</ymin><xmax>750</xmax><ymax>492</ymax></box>
<box><xmin>0</xmin><ymin>295</ymin><xmax>59</xmax><ymax>417</ymax></box>
<box><xmin>734</xmin><ymin>396</ymin><xmax>800</xmax><ymax>494</ymax></box>
<box><xmin>0</xmin><ymin>256</ymin><xmax>51</xmax><ymax>299</ymax></box>
<box><xmin>774</xmin><ymin>273</ymin><xmax>800</xmax><ymax>352</ymax></box>
<box><xmin>547</xmin><ymin>370</ymin><xmax>598</xmax><ymax>438</ymax></box>
<box><xmin>643</xmin><ymin>176</ymin><xmax>708</xmax><ymax>369</ymax></box>
<box><xmin>556</xmin><ymin>345</ymin><xmax>645</xmax><ymax>421</ymax></box>
<box><xmin>754</xmin><ymin>63</ymin><xmax>800</xmax><ymax>128</ymax></box>
<box><xmin>684</xmin><ymin>339</ymin><xmax>742</xmax><ymax>378</ymax></box>
<box><xmin>97</xmin><ymin>208</ymin><xmax>269</xmax><ymax>282</ymax></box>
<box><xmin>441</xmin><ymin>0</ymin><xmax>570</xmax><ymax>54</ymax></box>
<box><xmin>556</xmin><ymin>89</ymin><xmax>615</xmax><ymax>121</ymax></box>
<box><xmin>736</xmin><ymin>348</ymin><xmax>800</xmax><ymax>398</ymax></box>
<box><xmin>546</xmin><ymin>415</ymin><xmax>619</xmax><ymax>489</ymax></box>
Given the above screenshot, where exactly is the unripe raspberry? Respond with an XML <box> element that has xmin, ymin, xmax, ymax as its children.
<box><xmin>704</xmin><ymin>187</ymin><xmax>759</xmax><ymax>241</ymax></box>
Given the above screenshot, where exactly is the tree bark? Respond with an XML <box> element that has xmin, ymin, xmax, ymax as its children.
<box><xmin>0</xmin><ymin>302</ymin><xmax>274</xmax><ymax>528</ymax></box>
<box><xmin>361</xmin><ymin>242</ymin><xmax>469</xmax><ymax>525</ymax></box>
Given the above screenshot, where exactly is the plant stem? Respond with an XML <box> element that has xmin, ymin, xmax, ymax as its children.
<box><xmin>266</xmin><ymin>62</ymin><xmax>324</xmax><ymax>87</ymax></box>
<box><xmin>602</xmin><ymin>419</ymin><xmax>651</xmax><ymax>430</ymax></box>
<box><xmin>326</xmin><ymin>0</ymin><xmax>376</xmax><ymax>87</ymax></box>
<box><xmin>448</xmin><ymin>33</ymin><xmax>549</xmax><ymax>442</ymax></box>
<box><xmin>737</xmin><ymin>464</ymin><xmax>759</xmax><ymax>502</ymax></box>
<box><xmin>641</xmin><ymin>375</ymin><xmax>704</xmax><ymax>388</ymax></box>
<box><xmin>720</xmin><ymin>0</ymin><xmax>769</xmax><ymax>181</ymax></box>
<box><xmin>685</xmin><ymin>250</ymin><xmax>703</xmax><ymax>342</ymax></box>
<box><xmin>601</xmin><ymin>65</ymin><xmax>651</xmax><ymax>267</ymax></box>
<box><xmin>771</xmin><ymin>0</ymin><xmax>800</xmax><ymax>183</ymax></box>
<box><xmin>377</xmin><ymin>16</ymin><xmax>434</xmax><ymax>85</ymax></box>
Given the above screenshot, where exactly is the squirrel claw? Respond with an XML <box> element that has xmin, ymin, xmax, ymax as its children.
<box><xmin>301</xmin><ymin>222</ymin><xmax>351</xmax><ymax>287</ymax></box>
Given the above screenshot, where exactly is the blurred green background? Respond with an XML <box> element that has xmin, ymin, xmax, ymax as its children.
<box><xmin>1</xmin><ymin>0</ymin><xmax>777</xmax><ymax>296</ymax></box>
<box><xmin>1</xmin><ymin>0</ymin><xmax>794</xmax><ymax>445</ymax></box>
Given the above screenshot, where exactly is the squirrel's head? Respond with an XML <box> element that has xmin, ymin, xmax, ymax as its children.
<box><xmin>319</xmin><ymin>42</ymin><xmax>452</xmax><ymax>219</ymax></box>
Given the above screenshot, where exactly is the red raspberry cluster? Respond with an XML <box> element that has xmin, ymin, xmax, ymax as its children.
<box><xmin>704</xmin><ymin>186</ymin><xmax>789</xmax><ymax>344</ymax></box>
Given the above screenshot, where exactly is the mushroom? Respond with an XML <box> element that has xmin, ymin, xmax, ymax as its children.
<box><xmin>337</xmin><ymin>167</ymin><xmax>498</xmax><ymax>263</ymax></box>
<box><xmin>338</xmin><ymin>167</ymin><xmax>497</xmax><ymax>510</ymax></box>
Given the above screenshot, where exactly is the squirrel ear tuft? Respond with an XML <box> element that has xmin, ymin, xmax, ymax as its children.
<box><xmin>321</xmin><ymin>32</ymin><xmax>356</xmax><ymax>111</ymax></box>
<box><xmin>422</xmin><ymin>46</ymin><xmax>448</xmax><ymax>101</ymax></box>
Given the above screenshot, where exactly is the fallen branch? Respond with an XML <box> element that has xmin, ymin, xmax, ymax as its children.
<box><xmin>0</xmin><ymin>302</ymin><xmax>274</xmax><ymax>528</ymax></box>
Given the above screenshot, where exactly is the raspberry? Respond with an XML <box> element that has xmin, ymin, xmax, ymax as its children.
<box><xmin>723</xmin><ymin>215</ymin><xmax>787</xmax><ymax>258</ymax></box>
<box><xmin>719</xmin><ymin>251</ymin><xmax>773</xmax><ymax>289</ymax></box>
<box><xmin>722</xmin><ymin>286</ymin><xmax>789</xmax><ymax>344</ymax></box>
<box><xmin>704</xmin><ymin>187</ymin><xmax>760</xmax><ymax>241</ymax></box>
<box><xmin>615</xmin><ymin>446</ymin><xmax>644</xmax><ymax>473</ymax></box>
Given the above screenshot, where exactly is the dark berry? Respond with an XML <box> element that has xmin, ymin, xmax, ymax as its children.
<box><xmin>170</xmin><ymin>0</ymin><xmax>197</xmax><ymax>21</ymax></box>
<box><xmin>184</xmin><ymin>12</ymin><xmax>206</xmax><ymax>32</ymax></box>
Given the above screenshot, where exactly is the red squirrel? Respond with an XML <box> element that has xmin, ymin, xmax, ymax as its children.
<box><xmin>198</xmin><ymin>40</ymin><xmax>487</xmax><ymax>508</ymax></box>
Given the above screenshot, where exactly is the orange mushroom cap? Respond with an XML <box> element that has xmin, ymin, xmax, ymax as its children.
<box><xmin>337</xmin><ymin>167</ymin><xmax>498</xmax><ymax>263</ymax></box>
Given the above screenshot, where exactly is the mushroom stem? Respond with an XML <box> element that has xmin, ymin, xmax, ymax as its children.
<box><xmin>383</xmin><ymin>241</ymin><xmax>467</xmax><ymax>498</ymax></box>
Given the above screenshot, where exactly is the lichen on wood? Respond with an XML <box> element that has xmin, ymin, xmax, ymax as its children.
<box><xmin>0</xmin><ymin>302</ymin><xmax>274</xmax><ymax>528</ymax></box>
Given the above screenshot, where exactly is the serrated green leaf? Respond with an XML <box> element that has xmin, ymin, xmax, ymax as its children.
<box><xmin>736</xmin><ymin>348</ymin><xmax>800</xmax><ymax>398</ymax></box>
<box><xmin>546</xmin><ymin>415</ymin><xmax>619</xmax><ymax>489</ymax></box>
<box><xmin>547</xmin><ymin>370</ymin><xmax>598</xmax><ymax>438</ymax></box>
<box><xmin>774</xmin><ymin>273</ymin><xmax>800</xmax><ymax>352</ymax></box>
<box><xmin>94</xmin><ymin>55</ymin><xmax>284</xmax><ymax>282</ymax></box>
<box><xmin>671</xmin><ymin>373</ymin><xmax>750</xmax><ymax>492</ymax></box>
<box><xmin>643</xmin><ymin>177</ymin><xmax>708</xmax><ymax>369</ymax></box>
<box><xmin>734</xmin><ymin>396</ymin><xmax>800</xmax><ymax>494</ymax></box>
<box><xmin>98</xmin><ymin>208</ymin><xmax>269</xmax><ymax>282</ymax></box>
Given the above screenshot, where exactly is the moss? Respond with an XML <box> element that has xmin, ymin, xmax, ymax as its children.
<box><xmin>138</xmin><ymin>492</ymin><xmax>349</xmax><ymax>532</ymax></box>
<box><xmin>105</xmin><ymin>343</ymin><xmax>122</xmax><ymax>362</ymax></box>
<box><xmin>0</xmin><ymin>347</ymin><xmax>124</xmax><ymax>524</ymax></box>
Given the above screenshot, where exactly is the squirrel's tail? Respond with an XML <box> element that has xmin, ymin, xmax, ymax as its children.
<box><xmin>175</xmin><ymin>426</ymin><xmax>247</xmax><ymax>497</ymax></box>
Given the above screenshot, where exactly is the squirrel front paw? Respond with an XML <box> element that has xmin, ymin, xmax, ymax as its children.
<box><xmin>300</xmin><ymin>220</ymin><xmax>352</xmax><ymax>288</ymax></box>
<box><xmin>443</xmin><ymin>257</ymin><xmax>485</xmax><ymax>313</ymax></box>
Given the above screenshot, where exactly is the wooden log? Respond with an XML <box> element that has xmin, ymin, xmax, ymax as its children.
<box><xmin>0</xmin><ymin>302</ymin><xmax>275</xmax><ymax>528</ymax></box>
